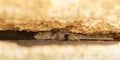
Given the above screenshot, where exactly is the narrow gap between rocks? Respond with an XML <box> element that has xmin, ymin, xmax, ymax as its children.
<box><xmin>0</xmin><ymin>30</ymin><xmax>119</xmax><ymax>46</ymax></box>
<box><xmin>0</xmin><ymin>30</ymin><xmax>118</xmax><ymax>41</ymax></box>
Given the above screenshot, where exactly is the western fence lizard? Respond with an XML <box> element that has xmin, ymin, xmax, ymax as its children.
<box><xmin>34</xmin><ymin>31</ymin><xmax>114</xmax><ymax>40</ymax></box>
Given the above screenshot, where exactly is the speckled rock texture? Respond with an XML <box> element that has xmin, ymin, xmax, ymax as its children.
<box><xmin>0</xmin><ymin>40</ymin><xmax>119</xmax><ymax>60</ymax></box>
<box><xmin>0</xmin><ymin>0</ymin><xmax>120</xmax><ymax>34</ymax></box>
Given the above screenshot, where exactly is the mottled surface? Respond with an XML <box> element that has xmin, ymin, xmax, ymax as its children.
<box><xmin>34</xmin><ymin>31</ymin><xmax>114</xmax><ymax>40</ymax></box>
<box><xmin>0</xmin><ymin>0</ymin><xmax>120</xmax><ymax>34</ymax></box>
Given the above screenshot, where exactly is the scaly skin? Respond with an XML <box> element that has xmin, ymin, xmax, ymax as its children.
<box><xmin>34</xmin><ymin>31</ymin><xmax>114</xmax><ymax>40</ymax></box>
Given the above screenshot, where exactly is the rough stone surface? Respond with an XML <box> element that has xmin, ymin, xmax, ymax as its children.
<box><xmin>0</xmin><ymin>40</ymin><xmax>119</xmax><ymax>60</ymax></box>
<box><xmin>0</xmin><ymin>0</ymin><xmax>120</xmax><ymax>34</ymax></box>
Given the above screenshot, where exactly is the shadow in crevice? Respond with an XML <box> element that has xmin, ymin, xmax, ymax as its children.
<box><xmin>2</xmin><ymin>40</ymin><xmax>120</xmax><ymax>47</ymax></box>
<box><xmin>0</xmin><ymin>30</ymin><xmax>36</xmax><ymax>40</ymax></box>
<box><xmin>0</xmin><ymin>30</ymin><xmax>119</xmax><ymax>47</ymax></box>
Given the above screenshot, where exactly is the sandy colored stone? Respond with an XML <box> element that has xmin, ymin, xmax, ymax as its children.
<box><xmin>0</xmin><ymin>0</ymin><xmax>120</xmax><ymax>34</ymax></box>
<box><xmin>0</xmin><ymin>40</ymin><xmax>119</xmax><ymax>60</ymax></box>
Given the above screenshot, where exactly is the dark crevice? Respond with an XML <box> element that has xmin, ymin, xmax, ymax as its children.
<box><xmin>0</xmin><ymin>30</ymin><xmax>36</xmax><ymax>40</ymax></box>
<box><xmin>0</xmin><ymin>30</ymin><xmax>118</xmax><ymax>46</ymax></box>
<box><xmin>0</xmin><ymin>30</ymin><xmax>119</xmax><ymax>40</ymax></box>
